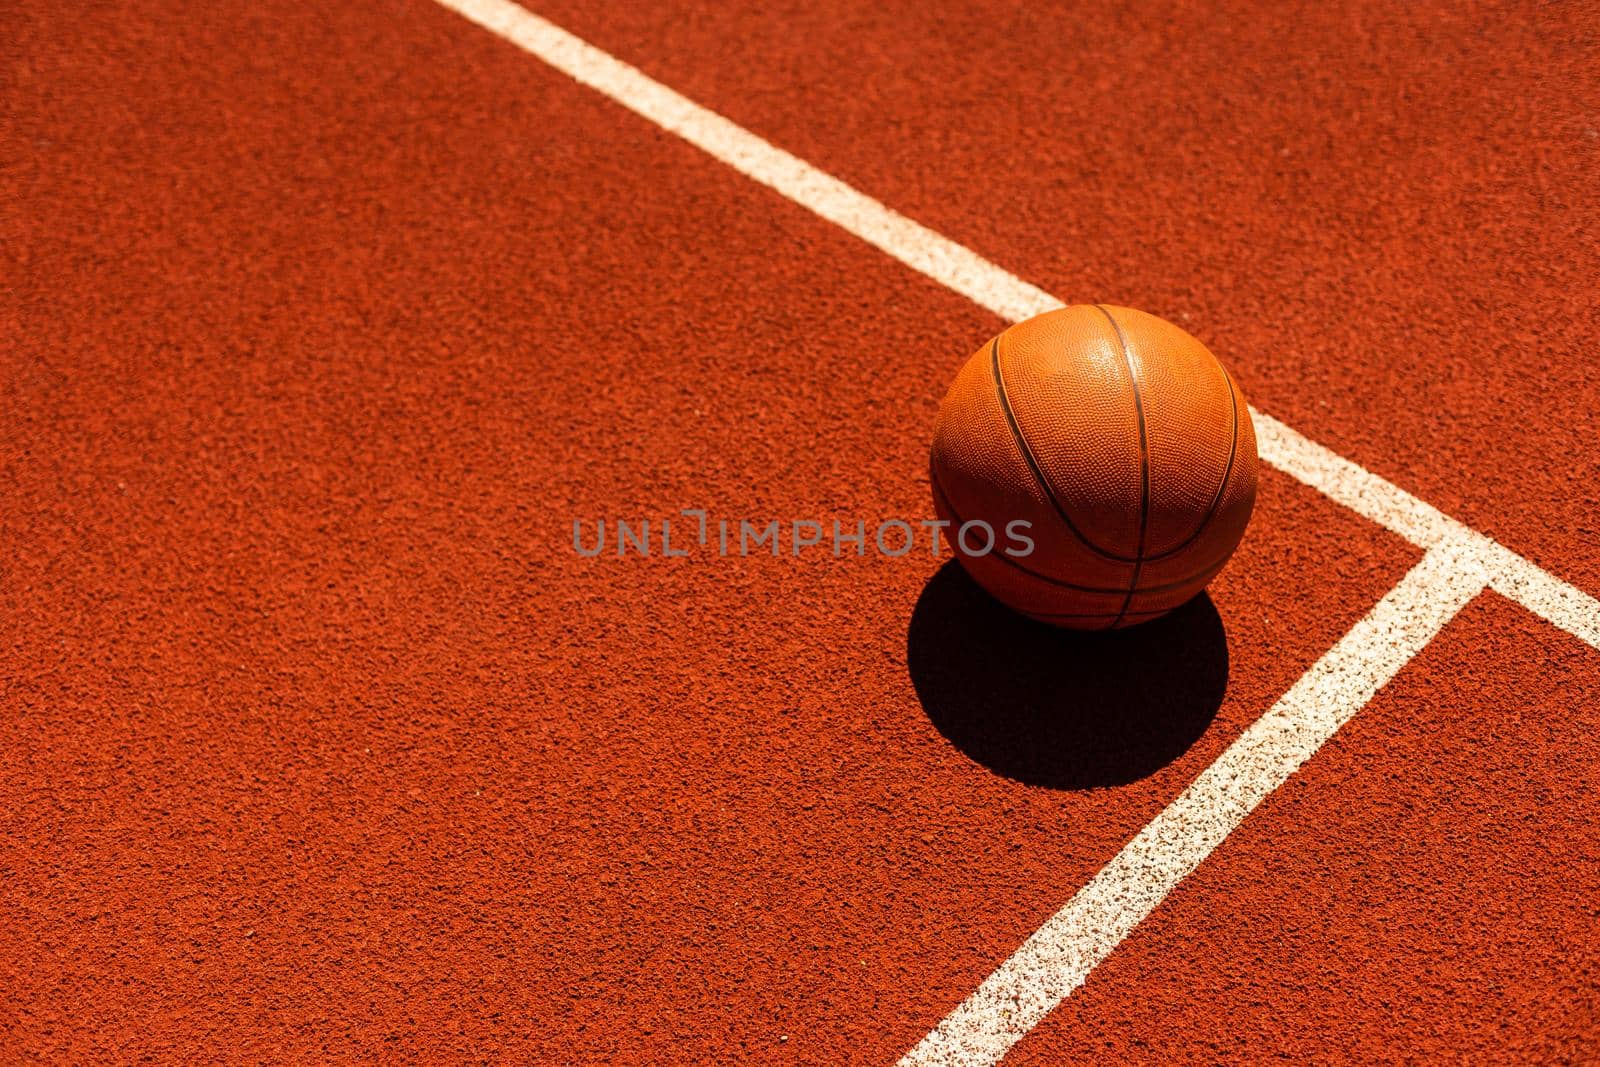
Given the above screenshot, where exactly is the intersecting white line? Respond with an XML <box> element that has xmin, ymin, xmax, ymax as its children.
<box><xmin>897</xmin><ymin>541</ymin><xmax>1489</xmax><ymax>1064</ymax></box>
<box><xmin>426</xmin><ymin>0</ymin><xmax>1600</xmax><ymax>1061</ymax></box>
<box><xmin>1252</xmin><ymin>413</ymin><xmax>1600</xmax><ymax>649</ymax></box>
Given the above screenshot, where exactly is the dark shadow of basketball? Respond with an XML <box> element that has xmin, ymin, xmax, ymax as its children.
<box><xmin>906</xmin><ymin>561</ymin><xmax>1229</xmax><ymax>790</ymax></box>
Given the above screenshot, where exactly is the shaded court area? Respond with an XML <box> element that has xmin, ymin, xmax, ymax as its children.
<box><xmin>908</xmin><ymin>569</ymin><xmax>1228</xmax><ymax>790</ymax></box>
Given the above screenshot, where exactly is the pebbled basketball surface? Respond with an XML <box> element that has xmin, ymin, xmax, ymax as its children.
<box><xmin>931</xmin><ymin>304</ymin><xmax>1256</xmax><ymax>628</ymax></box>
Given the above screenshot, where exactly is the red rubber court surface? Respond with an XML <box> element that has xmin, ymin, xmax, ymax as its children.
<box><xmin>4</xmin><ymin>0</ymin><xmax>1599</xmax><ymax>1063</ymax></box>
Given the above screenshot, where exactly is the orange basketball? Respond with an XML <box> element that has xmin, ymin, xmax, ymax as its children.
<box><xmin>929</xmin><ymin>304</ymin><xmax>1257</xmax><ymax>629</ymax></box>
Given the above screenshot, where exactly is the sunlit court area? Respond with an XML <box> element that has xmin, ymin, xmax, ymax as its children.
<box><xmin>6</xmin><ymin>1</ymin><xmax>1600</xmax><ymax>1062</ymax></box>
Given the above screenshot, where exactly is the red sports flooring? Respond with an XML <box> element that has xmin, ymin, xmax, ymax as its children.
<box><xmin>4</xmin><ymin>1</ymin><xmax>1598</xmax><ymax>1062</ymax></box>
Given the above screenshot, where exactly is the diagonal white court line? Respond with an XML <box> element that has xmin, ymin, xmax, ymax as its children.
<box><xmin>426</xmin><ymin>0</ymin><xmax>1600</xmax><ymax>1059</ymax></box>
<box><xmin>897</xmin><ymin>541</ymin><xmax>1489</xmax><ymax>1064</ymax></box>
<box><xmin>435</xmin><ymin>0</ymin><xmax>1600</xmax><ymax>654</ymax></box>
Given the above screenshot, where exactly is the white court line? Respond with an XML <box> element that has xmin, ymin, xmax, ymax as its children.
<box><xmin>436</xmin><ymin>0</ymin><xmax>1060</xmax><ymax>324</ymax></box>
<box><xmin>898</xmin><ymin>541</ymin><xmax>1488</xmax><ymax>1065</ymax></box>
<box><xmin>426</xmin><ymin>0</ymin><xmax>1600</xmax><ymax>1059</ymax></box>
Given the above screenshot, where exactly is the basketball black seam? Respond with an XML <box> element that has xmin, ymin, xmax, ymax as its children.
<box><xmin>1095</xmin><ymin>305</ymin><xmax>1150</xmax><ymax>628</ymax></box>
<box><xmin>989</xmin><ymin>332</ymin><xmax>1139</xmax><ymax>564</ymax></box>
<box><xmin>1144</xmin><ymin>366</ymin><xmax>1241</xmax><ymax>563</ymax></box>
<box><xmin>929</xmin><ymin>464</ymin><xmax>1220</xmax><ymax>596</ymax></box>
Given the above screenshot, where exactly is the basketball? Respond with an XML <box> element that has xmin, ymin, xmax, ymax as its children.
<box><xmin>929</xmin><ymin>304</ymin><xmax>1257</xmax><ymax>629</ymax></box>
